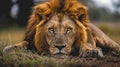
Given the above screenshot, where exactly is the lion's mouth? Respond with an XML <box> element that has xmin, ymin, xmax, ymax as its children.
<box><xmin>56</xmin><ymin>52</ymin><xmax>65</xmax><ymax>55</ymax></box>
<box><xmin>51</xmin><ymin>50</ymin><xmax>68</xmax><ymax>55</ymax></box>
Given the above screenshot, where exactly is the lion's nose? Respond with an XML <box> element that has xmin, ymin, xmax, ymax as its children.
<box><xmin>54</xmin><ymin>45</ymin><xmax>66</xmax><ymax>50</ymax></box>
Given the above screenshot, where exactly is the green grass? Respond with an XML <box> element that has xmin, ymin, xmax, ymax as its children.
<box><xmin>0</xmin><ymin>23</ymin><xmax>120</xmax><ymax>67</ymax></box>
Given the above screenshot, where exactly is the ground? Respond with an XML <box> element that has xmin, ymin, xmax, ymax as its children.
<box><xmin>0</xmin><ymin>22</ymin><xmax>120</xmax><ymax>67</ymax></box>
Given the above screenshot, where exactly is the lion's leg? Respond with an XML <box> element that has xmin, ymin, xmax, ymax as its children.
<box><xmin>86</xmin><ymin>29</ymin><xmax>96</xmax><ymax>49</ymax></box>
<box><xmin>78</xmin><ymin>32</ymin><xmax>103</xmax><ymax>58</ymax></box>
<box><xmin>90</xmin><ymin>23</ymin><xmax>120</xmax><ymax>52</ymax></box>
<box><xmin>3</xmin><ymin>41</ymin><xmax>28</xmax><ymax>52</ymax></box>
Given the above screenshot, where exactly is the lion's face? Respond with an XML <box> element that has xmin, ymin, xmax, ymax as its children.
<box><xmin>33</xmin><ymin>0</ymin><xmax>88</xmax><ymax>55</ymax></box>
<box><xmin>45</xmin><ymin>14</ymin><xmax>77</xmax><ymax>55</ymax></box>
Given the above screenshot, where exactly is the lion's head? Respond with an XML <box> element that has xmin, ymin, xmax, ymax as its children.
<box><xmin>26</xmin><ymin>0</ymin><xmax>89</xmax><ymax>55</ymax></box>
<box><xmin>35</xmin><ymin>13</ymin><xmax>87</xmax><ymax>55</ymax></box>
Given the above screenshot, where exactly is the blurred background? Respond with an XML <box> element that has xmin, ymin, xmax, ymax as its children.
<box><xmin>0</xmin><ymin>0</ymin><xmax>120</xmax><ymax>44</ymax></box>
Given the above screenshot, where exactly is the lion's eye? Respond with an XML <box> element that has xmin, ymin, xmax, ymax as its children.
<box><xmin>66</xmin><ymin>27</ymin><xmax>72</xmax><ymax>34</ymax></box>
<box><xmin>48</xmin><ymin>28</ymin><xmax>55</xmax><ymax>34</ymax></box>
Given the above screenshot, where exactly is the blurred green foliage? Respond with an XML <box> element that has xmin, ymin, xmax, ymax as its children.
<box><xmin>80</xmin><ymin>0</ymin><xmax>120</xmax><ymax>22</ymax></box>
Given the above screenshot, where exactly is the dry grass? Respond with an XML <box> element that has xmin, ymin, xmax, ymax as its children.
<box><xmin>0</xmin><ymin>27</ymin><xmax>25</xmax><ymax>44</ymax></box>
<box><xmin>0</xmin><ymin>23</ymin><xmax>120</xmax><ymax>67</ymax></box>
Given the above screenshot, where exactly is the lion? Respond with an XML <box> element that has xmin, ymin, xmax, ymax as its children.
<box><xmin>3</xmin><ymin>0</ymin><xmax>120</xmax><ymax>58</ymax></box>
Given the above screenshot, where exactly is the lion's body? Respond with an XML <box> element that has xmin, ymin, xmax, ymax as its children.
<box><xmin>3</xmin><ymin>0</ymin><xmax>120</xmax><ymax>57</ymax></box>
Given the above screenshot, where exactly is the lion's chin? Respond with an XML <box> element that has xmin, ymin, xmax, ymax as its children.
<box><xmin>50</xmin><ymin>52</ymin><xmax>70</xmax><ymax>55</ymax></box>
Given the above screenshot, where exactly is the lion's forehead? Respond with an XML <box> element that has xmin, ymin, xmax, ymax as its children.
<box><xmin>46</xmin><ymin>13</ymin><xmax>76</xmax><ymax>28</ymax></box>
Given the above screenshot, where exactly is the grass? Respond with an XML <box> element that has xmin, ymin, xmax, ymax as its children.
<box><xmin>0</xmin><ymin>22</ymin><xmax>120</xmax><ymax>67</ymax></box>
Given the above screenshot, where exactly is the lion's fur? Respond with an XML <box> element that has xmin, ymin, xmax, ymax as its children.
<box><xmin>3</xmin><ymin>0</ymin><xmax>120</xmax><ymax>57</ymax></box>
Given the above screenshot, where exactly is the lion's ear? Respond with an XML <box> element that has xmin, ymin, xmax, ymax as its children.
<box><xmin>77</xmin><ymin>7</ymin><xmax>88</xmax><ymax>21</ymax></box>
<box><xmin>33</xmin><ymin>2</ymin><xmax>52</xmax><ymax>20</ymax></box>
<box><xmin>67</xmin><ymin>1</ymin><xmax>90</xmax><ymax>27</ymax></box>
<box><xmin>32</xmin><ymin>6</ymin><xmax>43</xmax><ymax>21</ymax></box>
<box><xmin>77</xmin><ymin>7</ymin><xmax>90</xmax><ymax>27</ymax></box>
<box><xmin>37</xmin><ymin>14</ymin><xmax>43</xmax><ymax>20</ymax></box>
<box><xmin>78</xmin><ymin>14</ymin><xmax>85</xmax><ymax>21</ymax></box>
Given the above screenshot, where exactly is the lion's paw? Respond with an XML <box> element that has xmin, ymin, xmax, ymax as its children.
<box><xmin>3</xmin><ymin>45</ymin><xmax>20</xmax><ymax>53</ymax></box>
<box><xmin>3</xmin><ymin>45</ymin><xmax>14</xmax><ymax>53</ymax></box>
<box><xmin>79</xmin><ymin>47</ymin><xmax>103</xmax><ymax>58</ymax></box>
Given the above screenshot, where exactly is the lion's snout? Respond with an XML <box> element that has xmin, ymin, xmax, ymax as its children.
<box><xmin>49</xmin><ymin>44</ymin><xmax>71</xmax><ymax>55</ymax></box>
<box><xmin>51</xmin><ymin>44</ymin><xmax>66</xmax><ymax>54</ymax></box>
<box><xmin>54</xmin><ymin>45</ymin><xmax>66</xmax><ymax>50</ymax></box>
